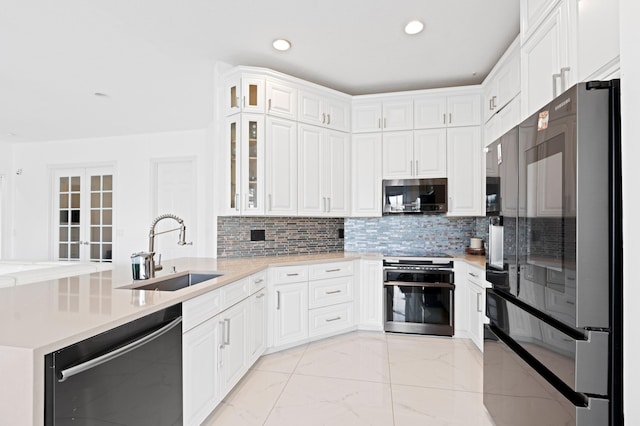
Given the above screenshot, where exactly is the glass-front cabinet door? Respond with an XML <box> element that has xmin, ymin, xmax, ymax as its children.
<box><xmin>224</xmin><ymin>114</ymin><xmax>264</xmax><ymax>215</ymax></box>
<box><xmin>225</xmin><ymin>75</ymin><xmax>265</xmax><ymax>116</ymax></box>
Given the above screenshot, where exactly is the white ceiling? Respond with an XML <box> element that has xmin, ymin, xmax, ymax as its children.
<box><xmin>0</xmin><ymin>0</ymin><xmax>519</xmax><ymax>143</ymax></box>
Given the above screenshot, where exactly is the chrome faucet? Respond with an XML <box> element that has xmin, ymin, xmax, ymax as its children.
<box><xmin>147</xmin><ymin>214</ymin><xmax>191</xmax><ymax>278</ymax></box>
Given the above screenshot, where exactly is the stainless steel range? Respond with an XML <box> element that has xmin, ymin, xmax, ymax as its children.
<box><xmin>383</xmin><ymin>252</ymin><xmax>455</xmax><ymax>336</ymax></box>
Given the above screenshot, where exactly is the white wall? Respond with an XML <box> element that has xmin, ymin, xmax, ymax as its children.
<box><xmin>620</xmin><ymin>0</ymin><xmax>638</xmax><ymax>423</ymax></box>
<box><xmin>10</xmin><ymin>129</ymin><xmax>214</xmax><ymax>265</ymax></box>
<box><xmin>0</xmin><ymin>141</ymin><xmax>14</xmax><ymax>258</ymax></box>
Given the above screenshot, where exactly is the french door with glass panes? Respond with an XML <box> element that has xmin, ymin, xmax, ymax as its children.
<box><xmin>53</xmin><ymin>167</ymin><xmax>114</xmax><ymax>262</ymax></box>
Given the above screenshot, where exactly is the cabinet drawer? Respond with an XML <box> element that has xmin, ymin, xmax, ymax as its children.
<box><xmin>220</xmin><ymin>277</ymin><xmax>250</xmax><ymax>310</ymax></box>
<box><xmin>183</xmin><ymin>289</ymin><xmax>221</xmax><ymax>332</ymax></box>
<box><xmin>308</xmin><ymin>302</ymin><xmax>354</xmax><ymax>338</ymax></box>
<box><xmin>270</xmin><ymin>265</ymin><xmax>308</xmax><ymax>284</ymax></box>
<box><xmin>250</xmin><ymin>270</ymin><xmax>267</xmax><ymax>293</ymax></box>
<box><xmin>308</xmin><ymin>261</ymin><xmax>354</xmax><ymax>281</ymax></box>
<box><xmin>308</xmin><ymin>276</ymin><xmax>354</xmax><ymax>309</ymax></box>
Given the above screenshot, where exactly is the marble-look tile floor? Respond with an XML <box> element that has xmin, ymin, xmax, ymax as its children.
<box><xmin>203</xmin><ymin>331</ymin><xmax>495</xmax><ymax>426</ymax></box>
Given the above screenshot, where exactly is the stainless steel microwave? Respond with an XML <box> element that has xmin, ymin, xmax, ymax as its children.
<box><xmin>382</xmin><ymin>178</ymin><xmax>448</xmax><ymax>214</ymax></box>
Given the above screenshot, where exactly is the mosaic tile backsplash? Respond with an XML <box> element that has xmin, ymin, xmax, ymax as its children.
<box><xmin>345</xmin><ymin>216</ymin><xmax>489</xmax><ymax>254</ymax></box>
<box><xmin>217</xmin><ymin>217</ymin><xmax>344</xmax><ymax>258</ymax></box>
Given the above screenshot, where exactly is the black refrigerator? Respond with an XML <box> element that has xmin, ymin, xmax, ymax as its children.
<box><xmin>483</xmin><ymin>80</ymin><xmax>622</xmax><ymax>426</ymax></box>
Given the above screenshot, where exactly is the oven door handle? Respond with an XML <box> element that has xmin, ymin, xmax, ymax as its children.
<box><xmin>384</xmin><ymin>281</ymin><xmax>455</xmax><ymax>289</ymax></box>
<box><xmin>58</xmin><ymin>316</ymin><xmax>182</xmax><ymax>382</ymax></box>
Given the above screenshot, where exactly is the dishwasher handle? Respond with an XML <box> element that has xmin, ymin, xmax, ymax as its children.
<box><xmin>58</xmin><ymin>316</ymin><xmax>182</xmax><ymax>383</ymax></box>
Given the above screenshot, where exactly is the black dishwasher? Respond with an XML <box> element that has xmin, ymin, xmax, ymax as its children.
<box><xmin>45</xmin><ymin>304</ymin><xmax>183</xmax><ymax>426</ymax></box>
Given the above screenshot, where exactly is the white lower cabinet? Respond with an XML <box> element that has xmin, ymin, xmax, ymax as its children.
<box><xmin>248</xmin><ymin>288</ymin><xmax>267</xmax><ymax>366</ymax></box>
<box><xmin>307</xmin><ymin>262</ymin><xmax>355</xmax><ymax>339</ymax></box>
<box><xmin>308</xmin><ymin>302</ymin><xmax>354</xmax><ymax>338</ymax></box>
<box><xmin>183</xmin><ymin>316</ymin><xmax>220</xmax><ymax>426</ymax></box>
<box><xmin>357</xmin><ymin>259</ymin><xmax>383</xmax><ymax>331</ymax></box>
<box><xmin>218</xmin><ymin>301</ymin><xmax>248</xmax><ymax>396</ymax></box>
<box><xmin>268</xmin><ymin>261</ymin><xmax>356</xmax><ymax>351</ymax></box>
<box><xmin>466</xmin><ymin>265</ymin><xmax>488</xmax><ymax>352</ymax></box>
<box><xmin>182</xmin><ymin>274</ymin><xmax>266</xmax><ymax>426</ymax></box>
<box><xmin>270</xmin><ymin>281</ymin><xmax>309</xmax><ymax>348</ymax></box>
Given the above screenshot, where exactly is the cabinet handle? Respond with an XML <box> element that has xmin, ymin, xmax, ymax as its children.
<box><xmin>378</xmin><ymin>118</ymin><xmax>381</xmax><ymax>129</ymax></box>
<box><xmin>560</xmin><ymin>67</ymin><xmax>571</xmax><ymax>93</ymax></box>
<box><xmin>268</xmin><ymin>194</ymin><xmax>272</xmax><ymax>211</ymax></box>
<box><xmin>489</xmin><ymin>98</ymin><xmax>494</xmax><ymax>111</ymax></box>
<box><xmin>469</xmin><ymin>272</ymin><xmax>479</xmax><ymax>278</ymax></box>
<box><xmin>218</xmin><ymin>322</ymin><xmax>225</xmax><ymax>366</ymax></box>
<box><xmin>449</xmin><ymin>113</ymin><xmax>452</xmax><ymax>124</ymax></box>
<box><xmin>476</xmin><ymin>293</ymin><xmax>482</xmax><ymax>313</ymax></box>
<box><xmin>326</xmin><ymin>290</ymin><xmax>341</xmax><ymax>295</ymax></box>
<box><xmin>383</xmin><ymin>118</ymin><xmax>387</xmax><ymax>128</ymax></box>
<box><xmin>254</xmin><ymin>278</ymin><xmax>264</xmax><ymax>284</ymax></box>
<box><xmin>322</xmin><ymin>113</ymin><xmax>326</xmax><ymax>124</ymax></box>
<box><xmin>492</xmin><ymin>96</ymin><xmax>497</xmax><ymax>110</ymax></box>
<box><xmin>410</xmin><ymin>160</ymin><xmax>413</xmax><ymax>176</ymax></box>
<box><xmin>326</xmin><ymin>316</ymin><xmax>342</xmax><ymax>322</ymax></box>
<box><xmin>243</xmin><ymin>96</ymin><xmax>246</xmax><ymax>108</ymax></box>
<box><xmin>256</xmin><ymin>292</ymin><xmax>265</xmax><ymax>299</ymax></box>
<box><xmin>327</xmin><ymin>197</ymin><xmax>331</xmax><ymax>213</ymax></box>
<box><xmin>327</xmin><ymin>114</ymin><xmax>331</xmax><ymax>125</ymax></box>
<box><xmin>552</xmin><ymin>73</ymin><xmax>561</xmax><ymax>98</ymax></box>
<box><xmin>443</xmin><ymin>113</ymin><xmax>446</xmax><ymax>125</ymax></box>
<box><xmin>325</xmin><ymin>268</ymin><xmax>341</xmax><ymax>272</ymax></box>
<box><xmin>276</xmin><ymin>290</ymin><xmax>281</xmax><ymax>310</ymax></box>
<box><xmin>235</xmin><ymin>194</ymin><xmax>239</xmax><ymax>211</ymax></box>
<box><xmin>268</xmin><ymin>99</ymin><xmax>272</xmax><ymax>111</ymax></box>
<box><xmin>224</xmin><ymin>318</ymin><xmax>231</xmax><ymax>345</ymax></box>
<box><xmin>286</xmin><ymin>273</ymin><xmax>299</xmax><ymax>277</ymax></box>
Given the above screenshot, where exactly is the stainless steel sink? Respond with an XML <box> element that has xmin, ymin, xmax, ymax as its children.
<box><xmin>128</xmin><ymin>272</ymin><xmax>223</xmax><ymax>291</ymax></box>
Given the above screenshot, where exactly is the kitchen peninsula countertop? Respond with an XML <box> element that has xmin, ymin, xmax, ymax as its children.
<box><xmin>0</xmin><ymin>251</ymin><xmax>485</xmax><ymax>353</ymax></box>
<box><xmin>0</xmin><ymin>251</ymin><xmax>485</xmax><ymax>425</ymax></box>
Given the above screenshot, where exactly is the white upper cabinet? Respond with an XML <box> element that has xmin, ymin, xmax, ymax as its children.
<box><xmin>381</xmin><ymin>131</ymin><xmax>413</xmax><ymax>179</ymax></box>
<box><xmin>224</xmin><ymin>75</ymin><xmax>265</xmax><ymax>116</ymax></box>
<box><xmin>221</xmin><ymin>114</ymin><xmax>265</xmax><ymax>216</ymax></box>
<box><xmin>447</xmin><ymin>126</ymin><xmax>483</xmax><ymax>216</ymax></box>
<box><xmin>382</xmin><ymin>129</ymin><xmax>447</xmax><ymax>179</ymax></box>
<box><xmin>521</xmin><ymin>0</ymin><xmax>576</xmax><ymax>118</ymax></box>
<box><xmin>352</xmin><ymin>98</ymin><xmax>413</xmax><ymax>133</ymax></box>
<box><xmin>382</xmin><ymin>100</ymin><xmax>414</xmax><ymax>131</ymax></box>
<box><xmin>298</xmin><ymin>124</ymin><xmax>350</xmax><ymax>216</ymax></box>
<box><xmin>414</xmin><ymin>96</ymin><xmax>447</xmax><ymax>128</ymax></box>
<box><xmin>299</xmin><ymin>89</ymin><xmax>350</xmax><ymax>132</ymax></box>
<box><xmin>414</xmin><ymin>94</ymin><xmax>481</xmax><ymax>129</ymax></box>
<box><xmin>351</xmin><ymin>133</ymin><xmax>382</xmax><ymax>217</ymax></box>
<box><xmin>483</xmin><ymin>38</ymin><xmax>521</xmax><ymax>123</ymax></box>
<box><xmin>265</xmin><ymin>117</ymin><xmax>298</xmax><ymax>216</ymax></box>
<box><xmin>577</xmin><ymin>0</ymin><xmax>620</xmax><ymax>81</ymax></box>
<box><xmin>521</xmin><ymin>0</ymin><xmax>561</xmax><ymax>41</ymax></box>
<box><xmin>351</xmin><ymin>102</ymin><xmax>382</xmax><ymax>133</ymax></box>
<box><xmin>414</xmin><ymin>129</ymin><xmax>448</xmax><ymax>178</ymax></box>
<box><xmin>266</xmin><ymin>79</ymin><xmax>297</xmax><ymax>120</ymax></box>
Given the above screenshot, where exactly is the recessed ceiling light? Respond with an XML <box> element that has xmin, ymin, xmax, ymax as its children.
<box><xmin>404</xmin><ymin>20</ymin><xmax>424</xmax><ymax>35</ymax></box>
<box><xmin>272</xmin><ymin>39</ymin><xmax>291</xmax><ymax>51</ymax></box>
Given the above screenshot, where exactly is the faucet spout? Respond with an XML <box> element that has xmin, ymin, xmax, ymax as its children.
<box><xmin>147</xmin><ymin>214</ymin><xmax>189</xmax><ymax>277</ymax></box>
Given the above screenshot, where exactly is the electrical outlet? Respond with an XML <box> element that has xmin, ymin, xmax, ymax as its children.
<box><xmin>251</xmin><ymin>229</ymin><xmax>266</xmax><ymax>241</ymax></box>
